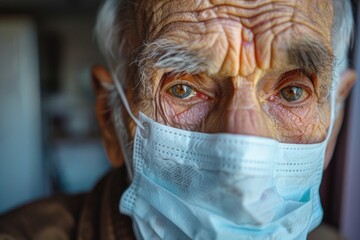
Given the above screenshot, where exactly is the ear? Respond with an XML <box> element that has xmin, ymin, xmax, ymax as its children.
<box><xmin>324</xmin><ymin>69</ymin><xmax>357</xmax><ymax>169</ymax></box>
<box><xmin>92</xmin><ymin>65</ymin><xmax>124</xmax><ymax>167</ymax></box>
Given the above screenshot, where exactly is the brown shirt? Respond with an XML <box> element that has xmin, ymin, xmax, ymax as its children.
<box><xmin>0</xmin><ymin>167</ymin><xmax>135</xmax><ymax>240</ymax></box>
<box><xmin>0</xmin><ymin>166</ymin><xmax>343</xmax><ymax>240</ymax></box>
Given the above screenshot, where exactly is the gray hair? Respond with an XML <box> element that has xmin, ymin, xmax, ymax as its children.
<box><xmin>95</xmin><ymin>0</ymin><xmax>138</xmax><ymax>82</ymax></box>
<box><xmin>332</xmin><ymin>0</ymin><xmax>354</xmax><ymax>75</ymax></box>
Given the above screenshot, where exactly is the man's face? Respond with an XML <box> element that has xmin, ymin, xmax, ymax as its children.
<box><xmin>132</xmin><ymin>0</ymin><xmax>334</xmax><ymax>145</ymax></box>
<box><xmin>94</xmin><ymin>0</ymin><xmax>358</xmax><ymax>168</ymax></box>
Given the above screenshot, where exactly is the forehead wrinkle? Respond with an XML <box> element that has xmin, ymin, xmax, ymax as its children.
<box><xmin>135</xmin><ymin>1</ymin><xmax>334</xmax><ymax>82</ymax></box>
<box><xmin>139</xmin><ymin>0</ymin><xmax>333</xmax><ymax>37</ymax></box>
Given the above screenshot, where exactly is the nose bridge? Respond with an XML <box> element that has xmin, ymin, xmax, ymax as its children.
<box><xmin>232</xmin><ymin>77</ymin><xmax>257</xmax><ymax>109</ymax></box>
<box><xmin>218</xmin><ymin>77</ymin><xmax>272</xmax><ymax>137</ymax></box>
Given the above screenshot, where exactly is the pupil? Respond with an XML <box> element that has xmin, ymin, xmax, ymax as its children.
<box><xmin>176</xmin><ymin>85</ymin><xmax>186</xmax><ymax>94</ymax></box>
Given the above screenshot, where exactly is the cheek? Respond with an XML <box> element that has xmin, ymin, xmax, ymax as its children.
<box><xmin>174</xmin><ymin>102</ymin><xmax>212</xmax><ymax>128</ymax></box>
<box><xmin>157</xmin><ymin>94</ymin><xmax>213</xmax><ymax>130</ymax></box>
<box><xmin>264</xmin><ymin>102</ymin><xmax>329</xmax><ymax>143</ymax></box>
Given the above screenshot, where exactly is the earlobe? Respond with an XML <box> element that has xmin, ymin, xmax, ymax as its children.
<box><xmin>92</xmin><ymin>65</ymin><xmax>125</xmax><ymax>167</ymax></box>
<box><xmin>324</xmin><ymin>69</ymin><xmax>357</xmax><ymax>169</ymax></box>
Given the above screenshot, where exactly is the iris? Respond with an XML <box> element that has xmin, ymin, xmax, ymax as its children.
<box><xmin>280</xmin><ymin>86</ymin><xmax>303</xmax><ymax>102</ymax></box>
<box><xmin>169</xmin><ymin>84</ymin><xmax>196</xmax><ymax>99</ymax></box>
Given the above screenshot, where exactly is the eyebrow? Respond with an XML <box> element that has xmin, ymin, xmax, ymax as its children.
<box><xmin>139</xmin><ymin>39</ymin><xmax>335</xmax><ymax>83</ymax></box>
<box><xmin>288</xmin><ymin>40</ymin><xmax>334</xmax><ymax>75</ymax></box>
<box><xmin>138</xmin><ymin>39</ymin><xmax>209</xmax><ymax>75</ymax></box>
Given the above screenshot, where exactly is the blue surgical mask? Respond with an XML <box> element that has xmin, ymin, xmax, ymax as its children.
<box><xmin>112</xmin><ymin>75</ymin><xmax>335</xmax><ymax>240</ymax></box>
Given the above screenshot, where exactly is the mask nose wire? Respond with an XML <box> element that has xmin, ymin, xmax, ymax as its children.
<box><xmin>112</xmin><ymin>74</ymin><xmax>145</xmax><ymax>130</ymax></box>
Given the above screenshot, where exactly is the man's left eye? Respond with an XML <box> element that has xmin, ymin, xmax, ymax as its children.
<box><xmin>280</xmin><ymin>86</ymin><xmax>309</xmax><ymax>102</ymax></box>
<box><xmin>168</xmin><ymin>84</ymin><xmax>197</xmax><ymax>99</ymax></box>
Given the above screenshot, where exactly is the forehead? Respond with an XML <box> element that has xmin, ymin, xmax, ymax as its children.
<box><xmin>139</xmin><ymin>0</ymin><xmax>334</xmax><ymax>37</ymax></box>
<box><xmin>138</xmin><ymin>0</ymin><xmax>334</xmax><ymax>77</ymax></box>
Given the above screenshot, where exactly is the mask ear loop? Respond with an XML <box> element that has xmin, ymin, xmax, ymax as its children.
<box><xmin>112</xmin><ymin>74</ymin><xmax>145</xmax><ymax>130</ymax></box>
<box><xmin>112</xmin><ymin>73</ymin><xmax>145</xmax><ymax>180</ymax></box>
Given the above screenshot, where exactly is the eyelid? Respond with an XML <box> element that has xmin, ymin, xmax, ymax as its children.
<box><xmin>277</xmin><ymin>80</ymin><xmax>314</xmax><ymax>93</ymax></box>
<box><xmin>275</xmin><ymin>70</ymin><xmax>313</xmax><ymax>88</ymax></box>
<box><xmin>275</xmin><ymin>72</ymin><xmax>315</xmax><ymax>94</ymax></box>
<box><xmin>163</xmin><ymin>79</ymin><xmax>198</xmax><ymax>93</ymax></box>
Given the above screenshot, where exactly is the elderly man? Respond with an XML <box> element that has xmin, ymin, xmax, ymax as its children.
<box><xmin>0</xmin><ymin>0</ymin><xmax>357</xmax><ymax>239</ymax></box>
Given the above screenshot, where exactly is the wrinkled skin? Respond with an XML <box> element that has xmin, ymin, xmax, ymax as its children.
<box><xmin>137</xmin><ymin>0</ymin><xmax>333</xmax><ymax>143</ymax></box>
<box><xmin>93</xmin><ymin>0</ymin><xmax>356</xmax><ymax>169</ymax></box>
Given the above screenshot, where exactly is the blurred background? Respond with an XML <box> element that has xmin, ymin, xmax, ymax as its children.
<box><xmin>0</xmin><ymin>0</ymin><xmax>110</xmax><ymax>215</ymax></box>
<box><xmin>0</xmin><ymin>0</ymin><xmax>359</xmax><ymax>239</ymax></box>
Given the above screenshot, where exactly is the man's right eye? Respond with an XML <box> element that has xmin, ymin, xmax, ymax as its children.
<box><xmin>168</xmin><ymin>84</ymin><xmax>197</xmax><ymax>99</ymax></box>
